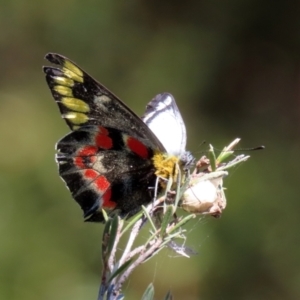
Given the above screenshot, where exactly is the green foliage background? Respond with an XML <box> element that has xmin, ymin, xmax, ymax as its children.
<box><xmin>1</xmin><ymin>1</ymin><xmax>299</xmax><ymax>299</ymax></box>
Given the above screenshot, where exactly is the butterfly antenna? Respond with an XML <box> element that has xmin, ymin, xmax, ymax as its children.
<box><xmin>230</xmin><ymin>145</ymin><xmax>265</xmax><ymax>152</ymax></box>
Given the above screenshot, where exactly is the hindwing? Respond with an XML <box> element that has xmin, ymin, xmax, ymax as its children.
<box><xmin>56</xmin><ymin>125</ymin><xmax>158</xmax><ymax>222</ymax></box>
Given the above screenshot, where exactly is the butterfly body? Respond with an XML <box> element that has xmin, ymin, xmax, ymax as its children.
<box><xmin>44</xmin><ymin>53</ymin><xmax>191</xmax><ymax>222</ymax></box>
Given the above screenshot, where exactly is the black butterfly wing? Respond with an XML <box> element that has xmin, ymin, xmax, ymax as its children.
<box><xmin>43</xmin><ymin>53</ymin><xmax>166</xmax><ymax>222</ymax></box>
<box><xmin>43</xmin><ymin>53</ymin><xmax>165</xmax><ymax>151</ymax></box>
<box><xmin>56</xmin><ymin>125</ymin><xmax>158</xmax><ymax>222</ymax></box>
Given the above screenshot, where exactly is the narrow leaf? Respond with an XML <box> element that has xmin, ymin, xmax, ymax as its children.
<box><xmin>142</xmin><ymin>205</ymin><xmax>156</xmax><ymax>231</ymax></box>
<box><xmin>208</xmin><ymin>145</ymin><xmax>217</xmax><ymax>171</ymax></box>
<box><xmin>168</xmin><ymin>214</ymin><xmax>195</xmax><ymax>235</ymax></box>
<box><xmin>160</xmin><ymin>205</ymin><xmax>174</xmax><ymax>237</ymax></box>
<box><xmin>174</xmin><ymin>164</ymin><xmax>181</xmax><ymax>211</ymax></box>
<box><xmin>107</xmin><ymin>215</ymin><xmax>119</xmax><ymax>258</ymax></box>
<box><xmin>102</xmin><ymin>218</ymin><xmax>112</xmax><ymax>262</ymax></box>
<box><xmin>108</xmin><ymin>259</ymin><xmax>133</xmax><ymax>283</ymax></box>
<box><xmin>121</xmin><ymin>210</ymin><xmax>143</xmax><ymax>236</ymax></box>
<box><xmin>164</xmin><ymin>290</ymin><xmax>173</xmax><ymax>300</ymax></box>
<box><xmin>141</xmin><ymin>283</ymin><xmax>155</xmax><ymax>300</ymax></box>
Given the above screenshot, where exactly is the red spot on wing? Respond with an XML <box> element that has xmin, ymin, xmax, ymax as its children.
<box><xmin>95</xmin><ymin>126</ymin><xmax>113</xmax><ymax>149</ymax></box>
<box><xmin>85</xmin><ymin>171</ymin><xmax>116</xmax><ymax>209</ymax></box>
<box><xmin>84</xmin><ymin>169</ymin><xmax>98</xmax><ymax>179</ymax></box>
<box><xmin>94</xmin><ymin>174</ymin><xmax>110</xmax><ymax>191</ymax></box>
<box><xmin>127</xmin><ymin>137</ymin><xmax>149</xmax><ymax>159</ymax></box>
<box><xmin>102</xmin><ymin>188</ymin><xmax>116</xmax><ymax>209</ymax></box>
<box><xmin>75</xmin><ymin>146</ymin><xmax>97</xmax><ymax>168</ymax></box>
<box><xmin>75</xmin><ymin>157</ymin><xmax>85</xmax><ymax>169</ymax></box>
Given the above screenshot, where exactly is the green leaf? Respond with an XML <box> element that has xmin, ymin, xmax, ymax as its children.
<box><xmin>160</xmin><ymin>205</ymin><xmax>174</xmax><ymax>237</ymax></box>
<box><xmin>168</xmin><ymin>214</ymin><xmax>195</xmax><ymax>235</ymax></box>
<box><xmin>164</xmin><ymin>290</ymin><xmax>173</xmax><ymax>300</ymax></box>
<box><xmin>208</xmin><ymin>144</ymin><xmax>217</xmax><ymax>171</ymax></box>
<box><xmin>178</xmin><ymin>173</ymin><xmax>191</xmax><ymax>199</ymax></box>
<box><xmin>108</xmin><ymin>259</ymin><xmax>133</xmax><ymax>283</ymax></box>
<box><xmin>217</xmin><ymin>155</ymin><xmax>250</xmax><ymax>170</ymax></box>
<box><xmin>217</xmin><ymin>150</ymin><xmax>233</xmax><ymax>163</ymax></box>
<box><xmin>101</xmin><ymin>208</ymin><xmax>109</xmax><ymax>222</ymax></box>
<box><xmin>216</xmin><ymin>138</ymin><xmax>240</xmax><ymax>163</ymax></box>
<box><xmin>142</xmin><ymin>205</ymin><xmax>156</xmax><ymax>232</ymax></box>
<box><xmin>141</xmin><ymin>283</ymin><xmax>155</xmax><ymax>300</ymax></box>
<box><xmin>102</xmin><ymin>217</ymin><xmax>113</xmax><ymax>262</ymax></box>
<box><xmin>165</xmin><ymin>174</ymin><xmax>173</xmax><ymax>192</ymax></box>
<box><xmin>174</xmin><ymin>164</ymin><xmax>181</xmax><ymax>211</ymax></box>
<box><xmin>163</xmin><ymin>175</ymin><xmax>173</xmax><ymax>213</ymax></box>
<box><xmin>120</xmin><ymin>210</ymin><xmax>143</xmax><ymax>236</ymax></box>
<box><xmin>107</xmin><ymin>215</ymin><xmax>119</xmax><ymax>258</ymax></box>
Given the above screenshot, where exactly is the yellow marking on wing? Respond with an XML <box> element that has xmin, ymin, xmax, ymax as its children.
<box><xmin>61</xmin><ymin>97</ymin><xmax>90</xmax><ymax>113</ymax></box>
<box><xmin>62</xmin><ymin>60</ymin><xmax>84</xmax><ymax>83</ymax></box>
<box><xmin>62</xmin><ymin>68</ymin><xmax>84</xmax><ymax>83</ymax></box>
<box><xmin>63</xmin><ymin>112</ymin><xmax>89</xmax><ymax>124</ymax></box>
<box><xmin>64</xmin><ymin>60</ymin><xmax>83</xmax><ymax>77</ymax></box>
<box><xmin>54</xmin><ymin>85</ymin><xmax>73</xmax><ymax>97</ymax></box>
<box><xmin>53</xmin><ymin>76</ymin><xmax>74</xmax><ymax>87</ymax></box>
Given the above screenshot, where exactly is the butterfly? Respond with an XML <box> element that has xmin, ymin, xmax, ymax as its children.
<box><xmin>43</xmin><ymin>53</ymin><xmax>192</xmax><ymax>222</ymax></box>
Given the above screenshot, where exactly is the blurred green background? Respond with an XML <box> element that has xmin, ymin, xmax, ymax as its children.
<box><xmin>1</xmin><ymin>1</ymin><xmax>300</xmax><ymax>299</ymax></box>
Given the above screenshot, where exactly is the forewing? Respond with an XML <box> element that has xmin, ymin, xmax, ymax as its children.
<box><xmin>142</xmin><ymin>93</ymin><xmax>187</xmax><ymax>156</ymax></box>
<box><xmin>43</xmin><ymin>53</ymin><xmax>165</xmax><ymax>151</ymax></box>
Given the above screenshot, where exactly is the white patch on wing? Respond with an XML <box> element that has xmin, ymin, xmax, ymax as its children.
<box><xmin>142</xmin><ymin>93</ymin><xmax>187</xmax><ymax>156</ymax></box>
<box><xmin>93</xmin><ymin>95</ymin><xmax>111</xmax><ymax>112</ymax></box>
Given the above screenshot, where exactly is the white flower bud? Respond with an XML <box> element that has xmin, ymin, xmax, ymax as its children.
<box><xmin>181</xmin><ymin>171</ymin><xmax>228</xmax><ymax>217</ymax></box>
